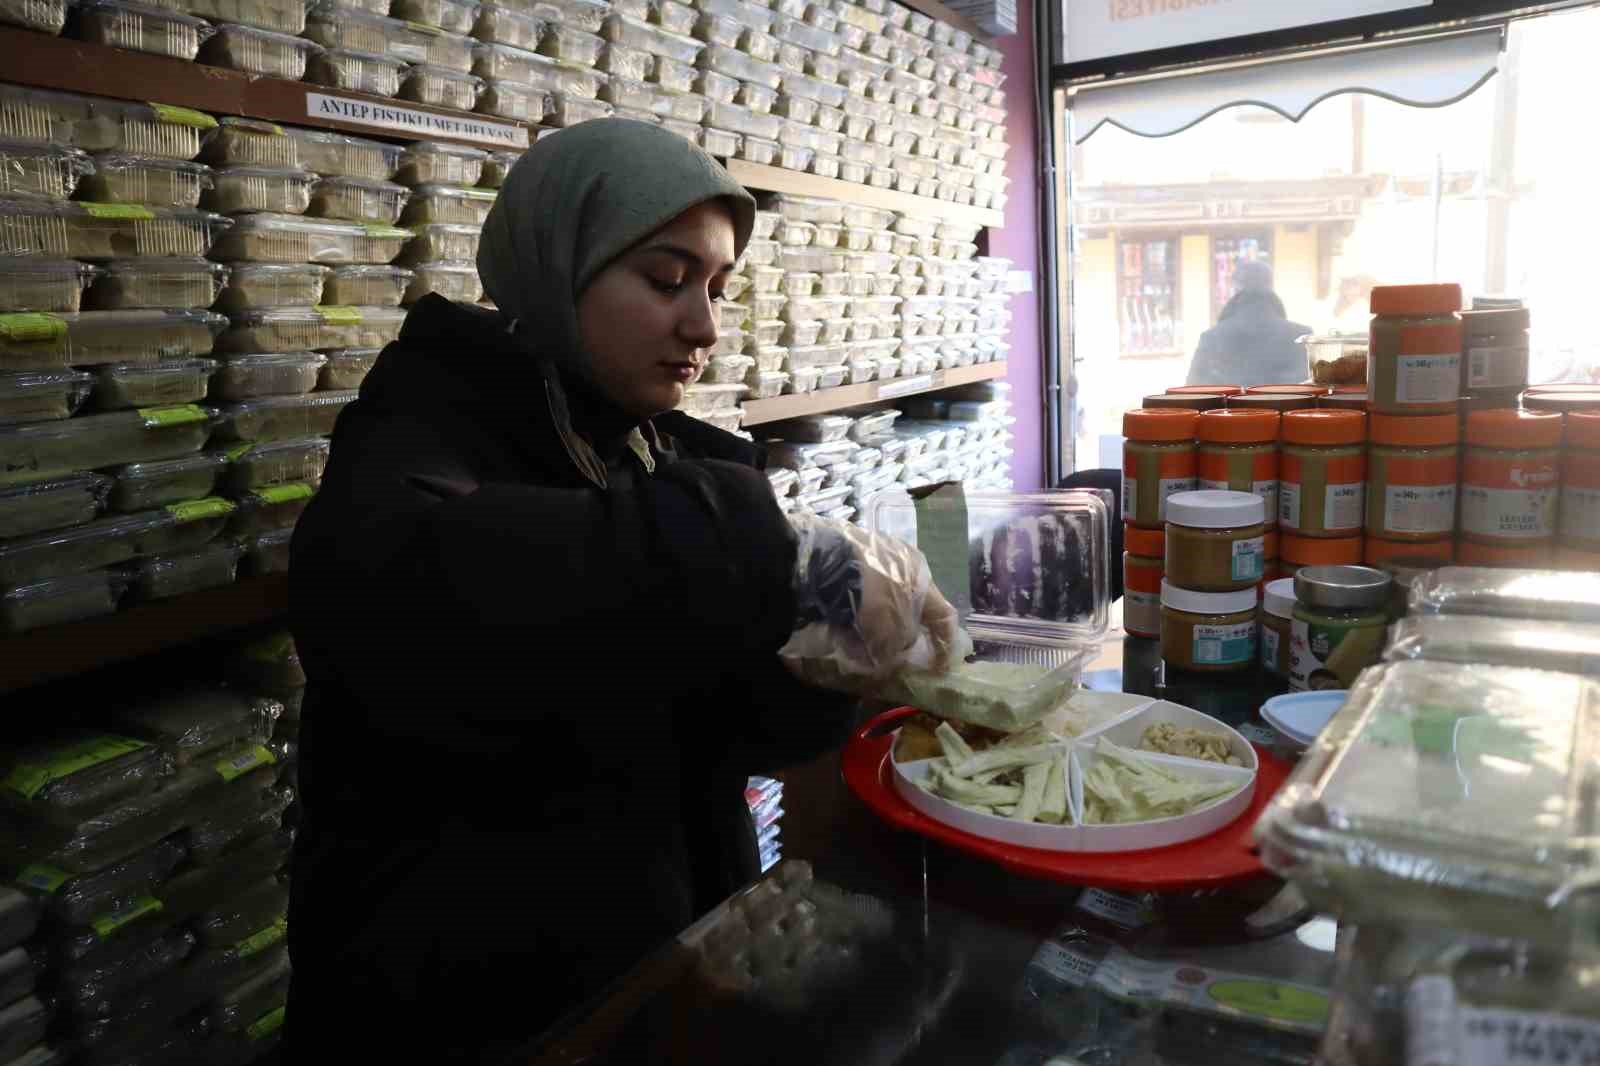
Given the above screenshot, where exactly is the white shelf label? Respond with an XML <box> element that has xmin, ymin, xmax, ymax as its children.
<box><xmin>877</xmin><ymin>374</ymin><xmax>936</xmax><ymax>399</ymax></box>
<box><xmin>306</xmin><ymin>93</ymin><xmax>528</xmax><ymax>148</ymax></box>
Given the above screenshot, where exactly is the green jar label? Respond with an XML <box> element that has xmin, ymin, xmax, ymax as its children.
<box><xmin>1289</xmin><ymin>614</ymin><xmax>1386</xmax><ymax>691</ymax></box>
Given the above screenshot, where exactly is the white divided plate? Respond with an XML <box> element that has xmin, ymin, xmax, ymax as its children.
<box><xmin>892</xmin><ymin>700</ymin><xmax>1258</xmax><ymax>853</ymax></box>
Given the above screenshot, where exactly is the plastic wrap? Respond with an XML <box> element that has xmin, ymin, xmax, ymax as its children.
<box><xmin>477</xmin><ymin>150</ymin><xmax>521</xmax><ymax>188</ymax></box>
<box><xmin>213</xmin><ymin>391</ymin><xmax>354</xmax><ymax>443</ymax></box>
<box><xmin>311</xmin><ymin>347</ymin><xmax>377</xmax><ymax>391</ymax></box>
<box><xmin>0</xmin><ymin>474</ymin><xmax>111</xmax><ymax>538</ymax></box>
<box><xmin>1407</xmin><ymin>566</ymin><xmax>1600</xmax><ymax>623</ymax></box>
<box><xmin>162</xmin><ymin>829</ymin><xmax>289</xmax><ymax>921</ymax></box>
<box><xmin>0</xmin><ymin>142</ymin><xmax>92</xmax><ymax>201</ymax></box>
<box><xmin>213</xmin><ymin>263</ymin><xmax>327</xmax><ymax>313</ymax></box>
<box><xmin>104</xmin><ymin>453</ymin><xmax>224</xmax><ymax>512</ymax></box>
<box><xmin>0</xmin><ymin>198</ymin><xmax>228</xmax><ymax>259</ymax></box>
<box><xmin>0</xmin><ymin>946</ymin><xmax>35</xmax><ymax>1008</ymax></box>
<box><xmin>538</xmin><ymin>23</ymin><xmax>605</xmax><ymax>64</ymax></box>
<box><xmin>473</xmin><ymin>2</ymin><xmax>543</xmax><ymax>46</ymax></box>
<box><xmin>192</xmin><ymin>877</ymin><xmax>288</xmax><ymax>949</ymax></box>
<box><xmin>392</xmin><ymin>0</ymin><xmax>477</xmax><ymax>29</ymax></box>
<box><xmin>400</xmin><ymin>64</ymin><xmax>485</xmax><ymax>109</ymax></box>
<box><xmin>241</xmin><ymin>526</ymin><xmax>292</xmax><ymax>576</ymax></box>
<box><xmin>16</xmin><ymin>838</ymin><xmax>182</xmax><ymax>929</ymax></box>
<box><xmin>287</xmin><ymin>126</ymin><xmax>404</xmax><ymax>181</ymax></box>
<box><xmin>0</xmin><ymin>309</ymin><xmax>225</xmax><ymax>371</ymax></box>
<box><xmin>478</xmin><ymin>78</ymin><xmax>550</xmax><ymax>121</ymax></box>
<box><xmin>56</xmin><ymin>927</ymin><xmax>194</xmax><ymax>1023</ymax></box>
<box><xmin>0</xmin><ymin>0</ymin><xmax>64</xmax><ymax>30</ymax></box>
<box><xmin>0</xmin><ymin>570</ymin><xmax>125</xmax><ymax>633</ymax></box>
<box><xmin>0</xmin><ymin>87</ymin><xmax>214</xmax><ymax>159</ymax></box>
<box><xmin>85</xmin><ymin>258</ymin><xmax>228</xmax><ymax>311</ymax></box>
<box><xmin>698</xmin><ymin>43</ymin><xmax>783</xmax><ymax>89</ymax></box>
<box><xmin>0</xmin><ymin>734</ymin><xmax>164</xmax><ymax>824</ymax></box>
<box><xmin>1258</xmin><ymin>660</ymin><xmax>1600</xmax><ymax>946</ymax></box>
<box><xmin>208</xmin><ymin>951</ymin><xmax>290</xmax><ymax>1034</ymax></box>
<box><xmin>1383</xmin><ymin>613</ymin><xmax>1600</xmax><ymax>677</ymax></box>
<box><xmin>229</xmin><ymin>481</ymin><xmax>314</xmax><ymax>537</ymax></box>
<box><xmin>222</xmin><ymin>435</ymin><xmax>330</xmax><ymax>491</ymax></box>
<box><xmin>321</xmin><ymin>263</ymin><xmax>413</xmax><ymax>307</ymax></box>
<box><xmin>187</xmin><ymin>788</ymin><xmax>292</xmax><ymax>863</ymax></box>
<box><xmin>200</xmin><ymin>23</ymin><xmax>322</xmax><ymax>76</ymax></box>
<box><xmin>0</xmin><ymin>404</ymin><xmax>215</xmax><ymax>486</ymax></box>
<box><xmin>0</xmin><ymin>999</ymin><xmax>49</xmax><ymax>1063</ymax></box>
<box><xmin>304</xmin><ymin>1</ymin><xmax>427</xmax><ymax>59</ymax></box>
<box><xmin>400</xmin><ymin>184</ymin><xmax>497</xmax><ymax>226</ymax></box>
<box><xmin>122</xmin><ymin>542</ymin><xmax>242</xmax><ymax>600</ymax></box>
<box><xmin>74</xmin><ymin>0</ymin><xmax>212</xmax><ymax>60</ymax></box>
<box><xmin>209</xmin><ymin>212</ymin><xmax>408</xmax><ymax>265</ymax></box>
<box><xmin>0</xmin><ymin>370</ymin><xmax>92</xmax><ymax>426</ymax></box>
<box><xmin>0</xmin><ymin>259</ymin><xmax>96</xmax><ymax>315</ymax></box>
<box><xmin>92</xmin><ymin>359</ymin><xmax>215</xmax><ymax>410</ymax></box>
<box><xmin>395</xmin><ymin>140</ymin><xmax>487</xmax><ymax>186</ymax></box>
<box><xmin>304</xmin><ymin>47</ymin><xmax>408</xmax><ymax>96</ymax></box>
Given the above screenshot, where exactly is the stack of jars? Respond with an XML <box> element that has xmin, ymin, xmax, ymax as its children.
<box><xmin>1118</xmin><ymin>409</ymin><xmax>1195</xmax><ymax>640</ymax></box>
<box><xmin>1158</xmin><ymin>489</ymin><xmax>1266</xmax><ymax>674</ymax></box>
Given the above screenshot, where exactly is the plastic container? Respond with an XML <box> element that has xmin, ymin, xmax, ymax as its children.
<box><xmin>0</xmin><ymin>87</ymin><xmax>216</xmax><ymax>159</ymax></box>
<box><xmin>124</xmin><ymin>541</ymin><xmax>242</xmax><ymax>600</ymax></box>
<box><xmin>93</xmin><ymin>359</ymin><xmax>217</xmax><ymax>410</ymax></box>
<box><xmin>0</xmin><ymin>259</ymin><xmax>98</xmax><ymax>314</ymax></box>
<box><xmin>1459</xmin><ymin>295</ymin><xmax>1529</xmax><ymax>393</ymax></box>
<box><xmin>200</xmin><ymin>23</ymin><xmax>322</xmax><ymax>76</ymax></box>
<box><xmin>400</xmin><ymin>184</ymin><xmax>497</xmax><ymax>226</ymax></box>
<box><xmin>1460</xmin><ymin>409</ymin><xmax>1560</xmax><ymax>549</ymax></box>
<box><xmin>304</xmin><ymin>0</ymin><xmax>429</xmax><ymax>60</ymax></box>
<box><xmin>1367</xmin><ymin>283</ymin><xmax>1462</xmax><ymax>415</ymax></box>
<box><xmin>209</xmin><ymin>213</ymin><xmax>409</xmax><ymax>265</ymax></box>
<box><xmin>399</xmin><ymin>222</ymin><xmax>481</xmax><ymax>264</ymax></box>
<box><xmin>472</xmin><ymin>3</ymin><xmax>544</xmax><ymax>46</ymax></box>
<box><xmin>1195</xmin><ymin>409</ymin><xmax>1279</xmax><ymax>531</ymax></box>
<box><xmin>0</xmin><ymin>309</ymin><xmax>226</xmax><ymax>370</ymax></box>
<box><xmin>1122</xmin><ymin>524</ymin><xmax>1163</xmax><ymax>639</ymax></box>
<box><xmin>1366</xmin><ymin>413</ymin><xmax>1458</xmax><ymax>543</ymax></box>
<box><xmin>0</xmin><ymin>370</ymin><xmax>93</xmax><ymax>426</ymax></box>
<box><xmin>213</xmin><ymin>392</ymin><xmax>356</xmax><ymax>442</ymax></box>
<box><xmin>697</xmin><ymin>44</ymin><xmax>783</xmax><ymax>90</ymax></box>
<box><xmin>400</xmin><ymin>261</ymin><xmax>478</xmax><ymax>304</ymax></box>
<box><xmin>322</xmin><ymin>264</ymin><xmax>414</xmax><ymax>307</ymax></box>
<box><xmin>0</xmin><ymin>142</ymin><xmax>93</xmax><ymax>200</ymax></box>
<box><xmin>395</xmin><ymin>143</ymin><xmax>487</xmax><ymax>189</ymax></box>
<box><xmin>277</xmin><ymin>128</ymin><xmax>400</xmax><ymax>182</ymax></box>
<box><xmin>107</xmin><ymin>453</ymin><xmax>227</xmax><ymax>511</ymax></box>
<box><xmin>1160</xmin><ymin>581</ymin><xmax>1256</xmax><ymax>674</ymax></box>
<box><xmin>78</xmin><ymin>149</ymin><xmax>214</xmax><ymax>208</ymax></box>
<box><xmin>304</xmin><ymin>47</ymin><xmax>409</xmax><ymax>96</ymax></box>
<box><xmin>303</xmin><ymin>176</ymin><xmax>411</xmax><ymax>227</ymax></box>
<box><xmin>678</xmin><ymin>383</ymin><xmax>746</xmax><ymax>415</ymax></box>
<box><xmin>215</xmin><ymin>263</ymin><xmax>329</xmax><ymax>312</ymax></box>
<box><xmin>0</xmin><ymin>506</ymin><xmax>208</xmax><ymax>585</ymax></box>
<box><xmin>1278</xmin><ymin>409</ymin><xmax>1365</xmax><ymax>538</ymax></box>
<box><xmin>0</xmin><ymin>474</ymin><xmax>112</xmax><ymax>539</ymax></box>
<box><xmin>201</xmin><ymin>165</ymin><xmax>314</xmax><ymax>216</ymax></box>
<box><xmin>313</xmin><ymin>346</ymin><xmax>377</xmax><ymax>390</ymax></box>
<box><xmin>240</xmin><ymin>526</ymin><xmax>291</xmax><ymax>576</ymax></box>
<box><xmin>546</xmin><ymin>93</ymin><xmax>614</xmax><ymax>126</ymax></box>
<box><xmin>229</xmin><ymin>481</ymin><xmax>315</xmax><ymax>536</ymax></box>
<box><xmin>75</xmin><ymin>0</ymin><xmax>212</xmax><ymax>59</ymax></box>
<box><xmin>86</xmin><ymin>258</ymin><xmax>228</xmax><ymax>311</ymax></box>
<box><xmin>477</xmin><ymin>150</ymin><xmax>521</xmax><ymax>188</ymax></box>
<box><xmin>1121</xmin><ymin>409</ymin><xmax>1197</xmax><ymax>530</ymax></box>
<box><xmin>399</xmin><ymin>64</ymin><xmax>485</xmax><ymax>109</ymax></box>
<box><xmin>223</xmin><ymin>436</ymin><xmax>330</xmax><ymax>491</ymax></box>
<box><xmin>0</xmin><ymin>0</ymin><xmax>65</xmax><ymax>31</ymax></box>
<box><xmin>538</xmin><ymin>0</ymin><xmax>605</xmax><ymax>32</ymax></box>
<box><xmin>538</xmin><ymin>23</ymin><xmax>606</xmax><ymax>65</ymax></box>
<box><xmin>735</xmin><ymin>82</ymin><xmax>778</xmax><ymax>114</ymax></box>
<box><xmin>1163</xmin><ymin>489</ymin><xmax>1265</xmax><ymax>593</ymax></box>
<box><xmin>0</xmin><ymin>198</ymin><xmax>229</xmax><ymax>260</ymax></box>
<box><xmin>212</xmin><ymin>354</ymin><xmax>326</xmax><ymax>401</ymax></box>
<box><xmin>392</xmin><ymin>0</ymin><xmax>478</xmax><ymax>30</ymax></box>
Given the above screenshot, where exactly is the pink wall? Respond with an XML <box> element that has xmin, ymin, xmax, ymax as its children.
<box><xmin>987</xmin><ymin>0</ymin><xmax>1046</xmax><ymax>490</ymax></box>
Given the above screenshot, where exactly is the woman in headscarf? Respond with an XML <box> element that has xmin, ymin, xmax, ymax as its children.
<box><xmin>284</xmin><ymin>120</ymin><xmax>955</xmax><ymax>1061</ymax></box>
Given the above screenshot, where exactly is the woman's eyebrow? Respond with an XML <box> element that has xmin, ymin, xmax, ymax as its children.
<box><xmin>640</xmin><ymin>243</ymin><xmax>736</xmax><ymax>274</ymax></box>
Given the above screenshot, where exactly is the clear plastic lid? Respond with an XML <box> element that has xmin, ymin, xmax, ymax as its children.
<box><xmin>214</xmin><ymin>391</ymin><xmax>357</xmax><ymax>442</ymax></box>
<box><xmin>1384</xmin><ymin>615</ymin><xmax>1600</xmax><ymax>677</ymax></box>
<box><xmin>0</xmin><ymin>197</ymin><xmax>231</xmax><ymax>259</ymax></box>
<box><xmin>208</xmin><ymin>212</ymin><xmax>410</xmax><ymax>265</ymax></box>
<box><xmin>0</xmin><ymin>140</ymin><xmax>95</xmax><ymax>200</ymax></box>
<box><xmin>1258</xmin><ymin>660</ymin><xmax>1600</xmax><ymax>943</ymax></box>
<box><xmin>1408</xmin><ymin>567</ymin><xmax>1600</xmax><ymax>624</ymax></box>
<box><xmin>0</xmin><ymin>308</ymin><xmax>228</xmax><ymax>369</ymax></box>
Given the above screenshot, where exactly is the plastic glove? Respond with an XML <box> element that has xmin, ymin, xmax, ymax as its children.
<box><xmin>783</xmin><ymin>514</ymin><xmax>969</xmax><ymax>687</ymax></box>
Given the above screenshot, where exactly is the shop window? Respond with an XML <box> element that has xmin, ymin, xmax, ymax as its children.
<box><xmin>1211</xmin><ymin>234</ymin><xmax>1272</xmax><ymax>314</ymax></box>
<box><xmin>1116</xmin><ymin>236</ymin><xmax>1181</xmax><ymax>356</ymax></box>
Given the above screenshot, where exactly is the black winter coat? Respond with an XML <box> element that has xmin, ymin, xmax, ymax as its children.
<box><xmin>284</xmin><ymin>296</ymin><xmax>855</xmax><ymax>1063</ymax></box>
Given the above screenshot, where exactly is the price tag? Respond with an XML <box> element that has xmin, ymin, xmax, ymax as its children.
<box><xmin>216</xmin><ymin>744</ymin><xmax>276</xmax><ymax>783</ymax></box>
<box><xmin>136</xmin><ymin>403</ymin><xmax>208</xmax><ymax>428</ymax></box>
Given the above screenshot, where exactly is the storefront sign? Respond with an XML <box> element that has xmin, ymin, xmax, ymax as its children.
<box><xmin>1065</xmin><ymin>0</ymin><xmax>1433</xmax><ymax>64</ymax></box>
<box><xmin>305</xmin><ymin>93</ymin><xmax>529</xmax><ymax>148</ymax></box>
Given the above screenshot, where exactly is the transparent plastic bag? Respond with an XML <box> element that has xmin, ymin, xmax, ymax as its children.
<box><xmin>14</xmin><ymin>836</ymin><xmax>185</xmax><ymax>926</ymax></box>
<box><xmin>113</xmin><ymin>688</ymin><xmax>280</xmax><ymax>767</ymax></box>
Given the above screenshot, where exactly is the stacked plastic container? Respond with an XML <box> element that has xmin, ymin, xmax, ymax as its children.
<box><xmin>746</xmin><ymin>775</ymin><xmax>782</xmax><ymax>872</ymax></box>
<box><xmin>755</xmin><ymin>380</ymin><xmax>1012</xmax><ymax>523</ymax></box>
<box><xmin>0</xmin><ymin>683</ymin><xmax>294</xmax><ymax>1062</ymax></box>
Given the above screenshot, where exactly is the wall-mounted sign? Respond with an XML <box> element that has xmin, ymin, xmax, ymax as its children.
<box><xmin>1064</xmin><ymin>0</ymin><xmax>1433</xmax><ymax>64</ymax></box>
<box><xmin>305</xmin><ymin>93</ymin><xmax>528</xmax><ymax>148</ymax></box>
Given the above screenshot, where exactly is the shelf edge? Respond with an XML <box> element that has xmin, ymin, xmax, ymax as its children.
<box><xmin>724</xmin><ymin>159</ymin><xmax>1004</xmax><ymax>230</ymax></box>
<box><xmin>741</xmin><ymin>361</ymin><xmax>1008</xmax><ymax>425</ymax></box>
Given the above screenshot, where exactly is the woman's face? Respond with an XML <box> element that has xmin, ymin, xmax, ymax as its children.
<box><xmin>576</xmin><ymin>200</ymin><xmax>737</xmax><ymax>419</ymax></box>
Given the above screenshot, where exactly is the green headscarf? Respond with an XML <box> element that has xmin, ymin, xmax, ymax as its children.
<box><xmin>477</xmin><ymin>119</ymin><xmax>756</xmax><ymax>368</ymax></box>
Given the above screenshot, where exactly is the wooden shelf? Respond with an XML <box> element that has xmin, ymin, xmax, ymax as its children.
<box><xmin>0</xmin><ymin>575</ymin><xmax>289</xmax><ymax>694</ymax></box>
<box><xmin>0</xmin><ymin>29</ymin><xmax>530</xmax><ymax>150</ymax></box>
<box><xmin>724</xmin><ymin>160</ymin><xmax>1003</xmax><ymax>229</ymax></box>
<box><xmin>742</xmin><ymin>360</ymin><xmax>1007</xmax><ymax>425</ymax></box>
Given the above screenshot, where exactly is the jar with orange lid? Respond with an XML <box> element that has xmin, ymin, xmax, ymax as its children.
<box><xmin>1196</xmin><ymin>409</ymin><xmax>1279</xmax><ymax>530</ymax></box>
<box><xmin>1143</xmin><ymin>393</ymin><xmax>1226</xmax><ymax>411</ymax></box>
<box><xmin>1318</xmin><ymin>391</ymin><xmax>1370</xmax><ymax>412</ymax></box>
<box><xmin>1459</xmin><ymin>387</ymin><xmax>1523</xmax><ymax>415</ymax></box>
<box><xmin>1121</xmin><ymin>409</ymin><xmax>1198</xmax><ymax>529</ymax></box>
<box><xmin>1524</xmin><ymin>387</ymin><xmax>1600</xmax><ymax>415</ymax></box>
<box><xmin>1167</xmin><ymin>385</ymin><xmax>1242</xmax><ymax>397</ymax></box>
<box><xmin>1278</xmin><ymin>410</ymin><xmax>1366</xmax><ymax>538</ymax></box>
<box><xmin>1368</xmin><ymin>283</ymin><xmax>1462</xmax><ymax>415</ymax></box>
<box><xmin>1278</xmin><ymin>531</ymin><xmax>1361</xmax><ymax>579</ymax></box>
<box><xmin>1364</xmin><ymin>535</ymin><xmax>1453</xmax><ymax>569</ymax></box>
<box><xmin>1460</xmin><ymin>409</ymin><xmax>1560</xmax><ymax>548</ymax></box>
<box><xmin>1245</xmin><ymin>384</ymin><xmax>1329</xmax><ymax>398</ymax></box>
<box><xmin>1227</xmin><ymin>393</ymin><xmax>1318</xmax><ymax>414</ymax></box>
<box><xmin>1365</xmin><ymin>413</ymin><xmax>1458</xmax><ymax>543</ymax></box>
<box><xmin>1457</xmin><ymin>540</ymin><xmax>1554</xmax><ymax>568</ymax></box>
<box><xmin>1559</xmin><ymin>410</ymin><xmax>1600</xmax><ymax>555</ymax></box>
<box><xmin>1122</xmin><ymin>525</ymin><xmax>1163</xmax><ymax>639</ymax></box>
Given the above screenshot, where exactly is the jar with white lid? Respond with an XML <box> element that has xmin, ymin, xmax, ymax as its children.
<box><xmin>1164</xmin><ymin>489</ymin><xmax>1266</xmax><ymax>592</ymax></box>
<box><xmin>1160</xmin><ymin>580</ymin><xmax>1258</xmax><ymax>673</ymax></box>
<box><xmin>1260</xmin><ymin>577</ymin><xmax>1296</xmax><ymax>678</ymax></box>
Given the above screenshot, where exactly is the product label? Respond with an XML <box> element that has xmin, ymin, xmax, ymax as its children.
<box><xmin>82</xmin><ymin>202</ymin><xmax>157</xmax><ymax>221</ymax></box>
<box><xmin>0</xmin><ymin>313</ymin><xmax>66</xmax><ymax>343</ymax></box>
<box><xmin>15</xmin><ymin>864</ymin><xmax>71</xmax><ymax>893</ymax></box>
<box><xmin>148</xmin><ymin>102</ymin><xmax>219</xmax><ymax>128</ymax></box>
<box><xmin>222</xmin><ymin>441</ymin><xmax>255</xmax><ymax>462</ymax></box>
<box><xmin>1231</xmin><ymin>536</ymin><xmax>1265</xmax><ymax>582</ymax></box>
<box><xmin>166</xmin><ymin>497</ymin><xmax>236</xmax><ymax>523</ymax></box>
<box><xmin>91</xmin><ymin>895</ymin><xmax>162</xmax><ymax>939</ymax></box>
<box><xmin>252</xmin><ymin>483</ymin><xmax>315</xmax><ymax>506</ymax></box>
<box><xmin>1029</xmin><ymin>940</ymin><xmax>1099</xmax><ymax>987</ymax></box>
<box><xmin>314</xmin><ymin>305</ymin><xmax>362</xmax><ymax>326</ymax></box>
<box><xmin>1395</xmin><ymin>352</ymin><xmax>1462</xmax><ymax>405</ymax></box>
<box><xmin>1405</xmin><ymin>975</ymin><xmax>1600</xmax><ymax>1066</ymax></box>
<box><xmin>1325</xmin><ymin>481</ymin><xmax>1365</xmax><ymax>531</ymax></box>
<box><xmin>1088</xmin><ymin>948</ymin><xmax>1328</xmax><ymax>1035</ymax></box>
<box><xmin>248</xmin><ymin>1005</ymin><xmax>287</xmax><ymax>1041</ymax></box>
<box><xmin>1280</xmin><ymin>481</ymin><xmax>1301</xmax><ymax>529</ymax></box>
<box><xmin>1120</xmin><ymin>474</ymin><xmax>1197</xmax><ymax>523</ymax></box>
<box><xmin>1561</xmin><ymin>487</ymin><xmax>1600</xmax><ymax>542</ymax></box>
<box><xmin>1121</xmin><ymin>475</ymin><xmax>1134</xmax><ymax>521</ymax></box>
<box><xmin>235</xmin><ymin>916</ymin><xmax>288</xmax><ymax>959</ymax></box>
<box><xmin>1461</xmin><ymin>485</ymin><xmax>1557</xmax><ymax>539</ymax></box>
<box><xmin>137</xmin><ymin>403</ymin><xmax>208</xmax><ymax>428</ymax></box>
<box><xmin>1075</xmin><ymin>889</ymin><xmax>1155</xmax><ymax>930</ymax></box>
<box><xmin>1465</xmin><ymin>343</ymin><xmax>1529</xmax><ymax>389</ymax></box>
<box><xmin>1386</xmin><ymin>483</ymin><xmax>1457</xmax><ymax>535</ymax></box>
<box><xmin>1193</xmin><ymin>621</ymin><xmax>1255</xmax><ymax>665</ymax></box>
<box><xmin>216</xmin><ymin>744</ymin><xmax>276</xmax><ymax>783</ymax></box>
<box><xmin>1</xmin><ymin>735</ymin><xmax>146</xmax><ymax>801</ymax></box>
<box><xmin>1289</xmin><ymin>615</ymin><xmax>1385</xmax><ymax>691</ymax></box>
<box><xmin>1123</xmin><ymin>589</ymin><xmax>1160</xmax><ymax>637</ymax></box>
<box><xmin>1261</xmin><ymin>625</ymin><xmax>1280</xmax><ymax>670</ymax></box>
<box><xmin>361</xmin><ymin>222</ymin><xmax>411</xmax><ymax>238</ymax></box>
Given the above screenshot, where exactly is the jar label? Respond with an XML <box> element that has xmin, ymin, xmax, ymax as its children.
<box><xmin>1124</xmin><ymin>589</ymin><xmax>1160</xmax><ymax>637</ymax></box>
<box><xmin>1393</xmin><ymin>353</ymin><xmax>1461</xmax><ymax>405</ymax></box>
<box><xmin>1290</xmin><ymin>615</ymin><xmax>1385</xmax><ymax>691</ymax></box>
<box><xmin>1465</xmin><ymin>343</ymin><xmax>1529</xmax><ymax>389</ymax></box>
<box><xmin>1405</xmin><ymin>974</ymin><xmax>1600</xmax><ymax>1066</ymax></box>
<box><xmin>1385</xmin><ymin>483</ymin><xmax>1457</xmax><ymax>535</ymax></box>
<box><xmin>1461</xmin><ymin>485</ymin><xmax>1557</xmax><ymax>539</ymax></box>
<box><xmin>1119</xmin><ymin>474</ymin><xmax>1196</xmax><ymax>523</ymax></box>
<box><xmin>1324</xmin><ymin>481</ymin><xmax>1365</xmax><ymax>532</ymax></box>
<box><xmin>1201</xmin><ymin>478</ymin><xmax>1278</xmax><ymax>528</ymax></box>
<box><xmin>1232</xmin><ymin>536</ymin><xmax>1264</xmax><ymax>582</ymax></box>
<box><xmin>1193</xmin><ymin>622</ymin><xmax>1255</xmax><ymax>666</ymax></box>
<box><xmin>1561</xmin><ymin>487</ymin><xmax>1600</xmax><ymax>542</ymax></box>
<box><xmin>1261</xmin><ymin>625</ymin><xmax>1280</xmax><ymax>671</ymax></box>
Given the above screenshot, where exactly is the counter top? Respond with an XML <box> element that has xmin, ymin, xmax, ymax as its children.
<box><xmin>517</xmin><ymin>640</ymin><xmax>1334</xmax><ymax>1066</ymax></box>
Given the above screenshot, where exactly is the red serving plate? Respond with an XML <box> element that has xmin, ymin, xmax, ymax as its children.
<box><xmin>841</xmin><ymin>706</ymin><xmax>1293</xmax><ymax>891</ymax></box>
